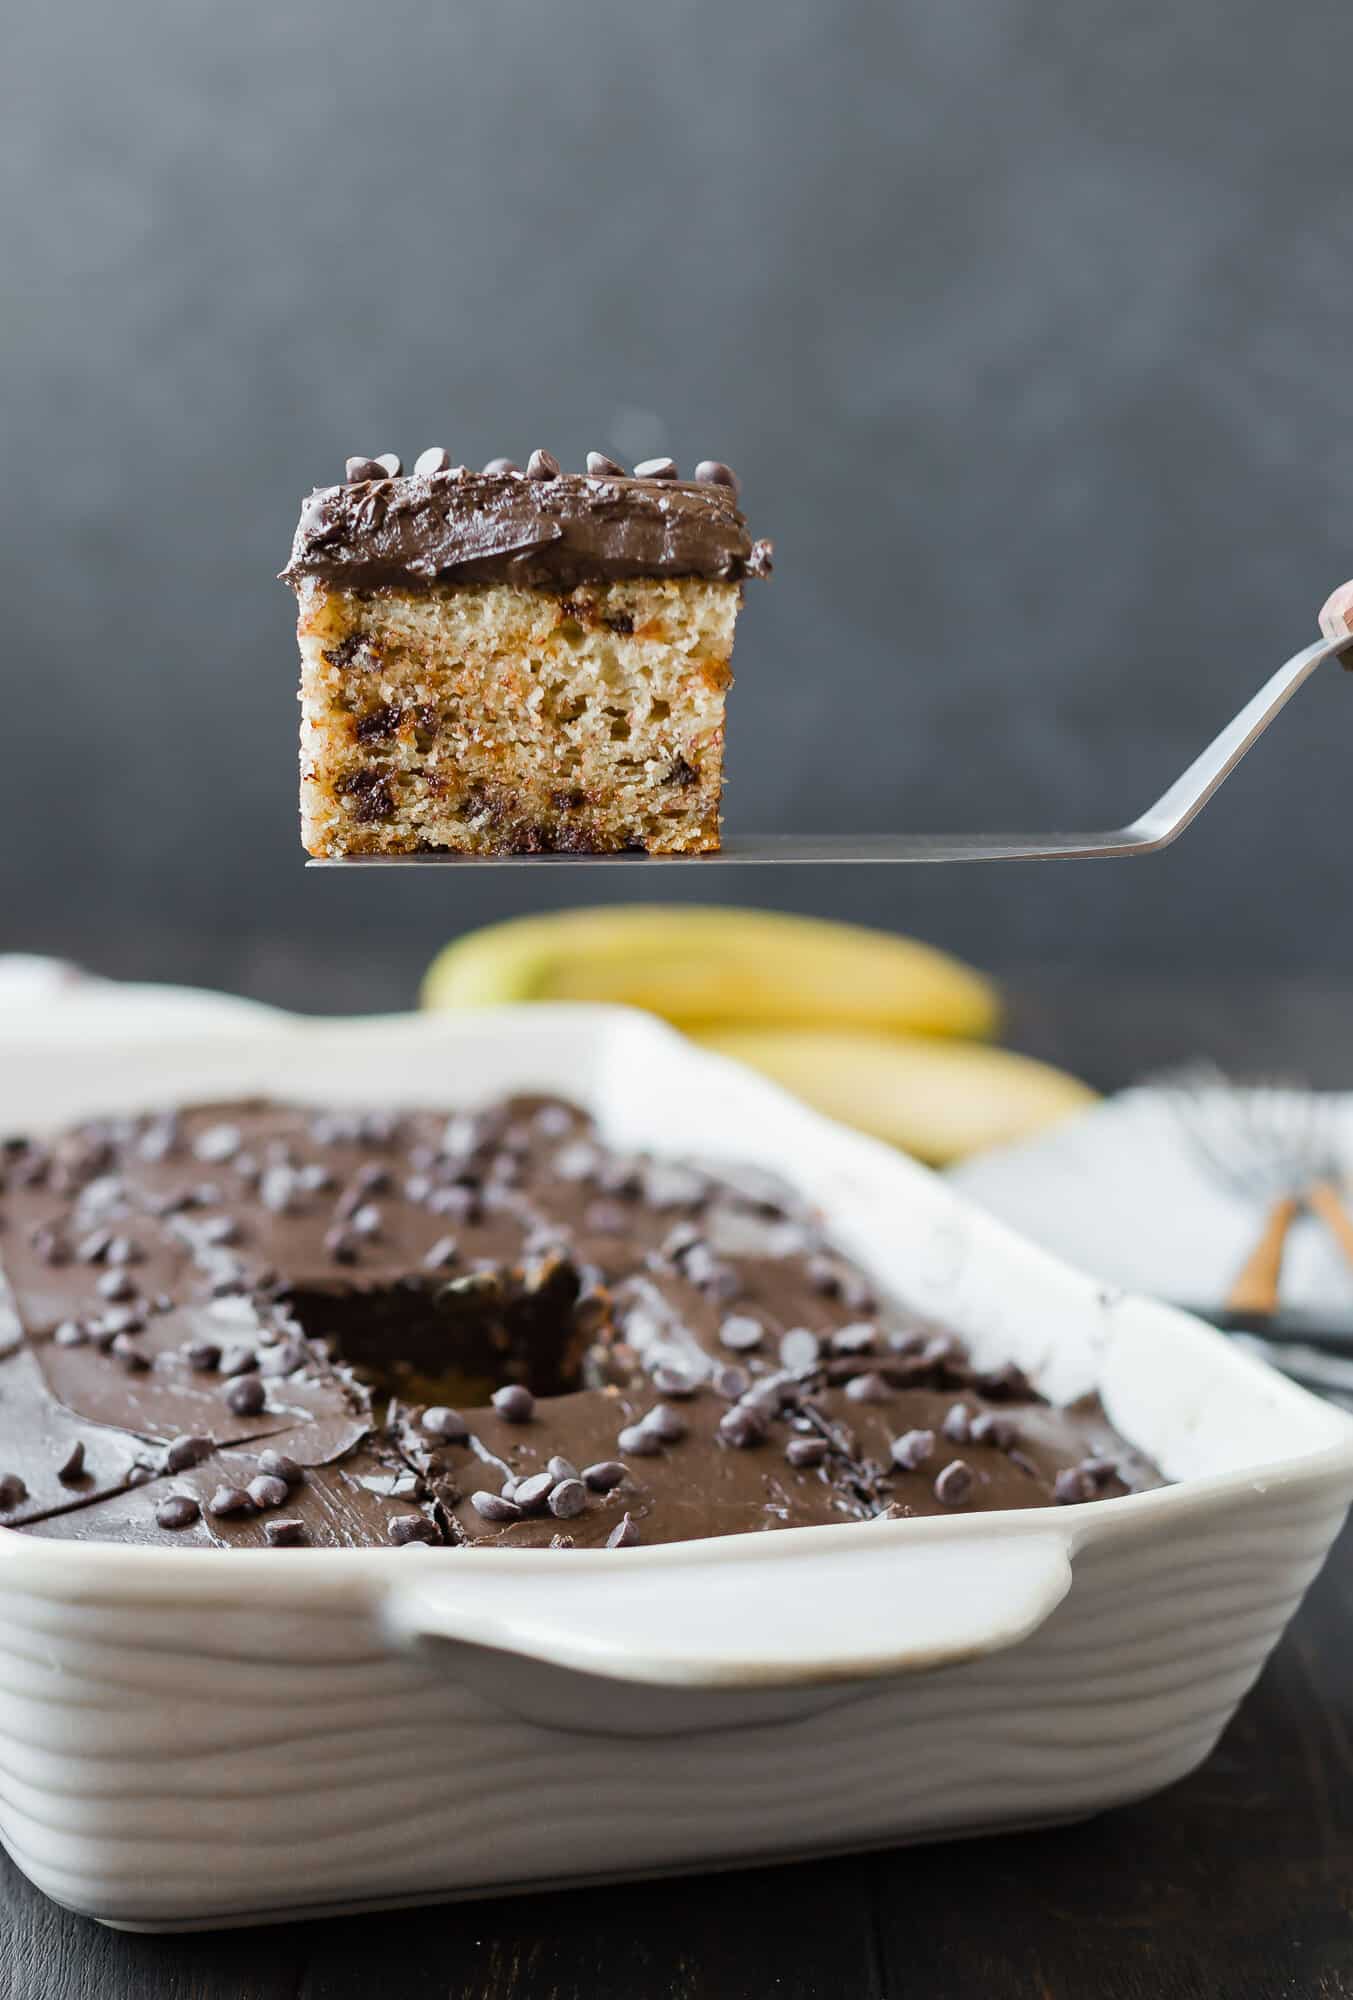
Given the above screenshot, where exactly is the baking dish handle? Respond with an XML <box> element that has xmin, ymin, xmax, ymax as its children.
<box><xmin>381</xmin><ymin>1527</ymin><xmax>1073</xmax><ymax>1731</ymax></box>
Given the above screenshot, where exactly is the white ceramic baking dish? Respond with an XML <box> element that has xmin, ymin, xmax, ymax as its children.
<box><xmin>1</xmin><ymin>1001</ymin><xmax>1350</xmax><ymax>1932</ymax></box>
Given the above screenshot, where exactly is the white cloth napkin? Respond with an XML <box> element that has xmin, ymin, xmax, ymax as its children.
<box><xmin>951</xmin><ymin>1086</ymin><xmax>1353</xmax><ymax>1320</ymax></box>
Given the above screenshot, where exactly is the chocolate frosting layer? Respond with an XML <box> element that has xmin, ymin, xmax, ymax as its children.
<box><xmin>0</xmin><ymin>1096</ymin><xmax>1160</xmax><ymax>1550</ymax></box>
<box><xmin>282</xmin><ymin>470</ymin><xmax>772</xmax><ymax>591</ymax></box>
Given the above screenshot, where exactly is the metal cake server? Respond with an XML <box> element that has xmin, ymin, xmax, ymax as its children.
<box><xmin>308</xmin><ymin>589</ymin><xmax>1353</xmax><ymax>868</ymax></box>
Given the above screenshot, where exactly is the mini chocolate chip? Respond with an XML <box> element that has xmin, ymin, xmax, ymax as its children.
<box><xmin>350</xmin><ymin>1202</ymin><xmax>382</xmax><ymax>1238</ymax></box>
<box><xmin>606</xmin><ymin>1511</ymin><xmax>640</xmax><ymax>1548</ymax></box>
<box><xmin>943</xmin><ymin>1403</ymin><xmax>971</xmax><ymax>1444</ymax></box>
<box><xmin>934</xmin><ymin>1459</ymin><xmax>974</xmax><ymax>1508</ymax></box>
<box><xmin>650</xmin><ymin>1364</ymin><xmax>699</xmax><ymax>1398</ymax></box>
<box><xmin>513</xmin><ymin>1472</ymin><xmax>556</xmax><ymax>1514</ymax></box>
<box><xmin>156</xmin><ymin>1494</ymin><xmax>201</xmax><ymax>1530</ymax></box>
<box><xmin>1080</xmin><ymin>1455</ymin><xmax>1118</xmax><ymax>1487</ymax></box>
<box><xmin>76</xmin><ymin>1229</ymin><xmax>114</xmax><ymax>1264</ymax></box>
<box><xmin>207</xmin><ymin>1484</ymin><xmax>253</xmax><ymax>1517</ymax></box>
<box><xmin>225</xmin><ymin>1376</ymin><xmax>266</xmax><ymax>1416</ymax></box>
<box><xmin>423</xmin><ymin>1235</ymin><xmax>459</xmax><ymax>1270</ymax></box>
<box><xmin>719</xmin><ymin>1405</ymin><xmax>769</xmax><ymax>1449</ymax></box>
<box><xmin>471</xmin><ymin>1489</ymin><xmax>521</xmax><ymax>1523</ymax></box>
<box><xmin>970</xmin><ymin>1412</ymin><xmax>1017</xmax><ymax>1451</ymax></box>
<box><xmin>643</xmin><ymin>1403</ymin><xmax>688</xmax><ymax>1444</ymax></box>
<box><xmin>193</xmin><ymin>1122</ymin><xmax>241</xmax><ymax>1163</ymax></box>
<box><xmin>375</xmin><ymin>452</ymin><xmax>403</xmax><ymax>478</ymax></box>
<box><xmin>389</xmin><ymin>1514</ymin><xmax>439</xmax><ymax>1545</ymax></box>
<box><xmin>633</xmin><ymin>456</ymin><xmax>678</xmax><ymax>479</ymax></box>
<box><xmin>421</xmin><ymin>1406</ymin><xmax>469</xmax><ymax>1443</ymax></box>
<box><xmin>491</xmin><ymin>1384</ymin><xmax>535</xmax><ymax>1423</ymax></box>
<box><xmin>1054</xmin><ymin>1466</ymin><xmax>1098</xmax><ymax>1505</ymax></box>
<box><xmin>694</xmin><ymin>459</ymin><xmax>740</xmax><ymax>495</ymax></box>
<box><xmin>219</xmin><ymin>1345</ymin><xmax>258</xmax><ymax>1378</ymax></box>
<box><xmin>547</xmin><ymin>1478</ymin><xmax>586</xmax><ymax>1519</ymax></box>
<box><xmin>719</xmin><ymin>1315</ymin><xmax>764</xmax><ymax>1352</ymax></box>
<box><xmin>482</xmin><ymin>457</ymin><xmax>519</xmax><ymax>475</ymax></box>
<box><xmin>258</xmin><ymin>1449</ymin><xmax>303</xmax><ymax>1486</ymax></box>
<box><xmin>713</xmin><ymin>1364</ymin><xmax>750</xmax><ymax>1400</ymax></box>
<box><xmin>185</xmin><ymin>1339</ymin><xmax>222</xmax><ymax>1372</ymax></box>
<box><xmin>526</xmin><ymin>448</ymin><xmax>560</xmax><ymax>479</ymax></box>
<box><xmin>105</xmin><ymin>1235</ymin><xmax>141</xmax><ymax>1267</ymax></box>
<box><xmin>246</xmin><ymin>1474</ymin><xmax>290</xmax><ymax>1510</ymax></box>
<box><xmin>844</xmin><ymin>1372</ymin><xmax>893</xmax><ymax>1404</ymax></box>
<box><xmin>891</xmin><ymin>1428</ymin><xmax>936</xmax><ymax>1472</ymax></box>
<box><xmin>265</xmin><ymin>1518</ymin><xmax>308</xmax><ymax>1546</ymax></box>
<box><xmin>56</xmin><ymin>1440</ymin><xmax>86</xmax><ymax>1482</ymax></box>
<box><xmin>779</xmin><ymin>1328</ymin><xmax>821</xmax><ymax>1373</ymax></box>
<box><xmin>323</xmin><ymin>1227</ymin><xmax>359</xmax><ymax>1265</ymax></box>
<box><xmin>414</xmin><ymin>446</ymin><xmax>452</xmax><ymax>476</ymax></box>
<box><xmin>786</xmin><ymin>1435</ymin><xmax>828</xmax><ymax>1469</ymax></box>
<box><xmin>111</xmin><ymin>1332</ymin><xmax>150</xmax><ymax>1371</ymax></box>
<box><xmin>164</xmin><ymin>1434</ymin><xmax>212</xmax><ymax>1473</ymax></box>
<box><xmin>53</xmin><ymin>1320</ymin><xmax>88</xmax><ymax>1347</ymax></box>
<box><xmin>582</xmin><ymin>1460</ymin><xmax>627</xmax><ymax>1492</ymax></box>
<box><xmin>546</xmin><ymin>1455</ymin><xmax>579</xmax><ymax>1484</ymax></box>
<box><xmin>586</xmin><ymin>451</ymin><xmax>625</xmax><ymax>477</ymax></box>
<box><xmin>617</xmin><ymin>1423</ymin><xmax>662</xmax><ymax>1457</ymax></box>
<box><xmin>345</xmin><ymin>456</ymin><xmax>386</xmax><ymax>483</ymax></box>
<box><xmin>832</xmin><ymin>1322</ymin><xmax>879</xmax><ymax>1355</ymax></box>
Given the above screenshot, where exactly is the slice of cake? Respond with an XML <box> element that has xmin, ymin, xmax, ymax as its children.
<box><xmin>282</xmin><ymin>448</ymin><xmax>772</xmax><ymax>856</ymax></box>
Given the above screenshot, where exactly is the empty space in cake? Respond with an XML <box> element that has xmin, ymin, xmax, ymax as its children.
<box><xmin>282</xmin><ymin>1254</ymin><xmax>598</xmax><ymax>1411</ymax></box>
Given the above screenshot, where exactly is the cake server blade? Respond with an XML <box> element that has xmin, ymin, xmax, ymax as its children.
<box><xmin>307</xmin><ymin>620</ymin><xmax>1353</xmax><ymax>868</ymax></box>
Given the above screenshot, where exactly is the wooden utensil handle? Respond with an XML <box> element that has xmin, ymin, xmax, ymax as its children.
<box><xmin>1225</xmin><ymin>1195</ymin><xmax>1301</xmax><ymax>1316</ymax></box>
<box><xmin>1306</xmin><ymin>1180</ymin><xmax>1353</xmax><ymax>1275</ymax></box>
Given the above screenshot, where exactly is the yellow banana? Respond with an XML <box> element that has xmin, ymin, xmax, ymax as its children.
<box><xmin>422</xmin><ymin>905</ymin><xmax>999</xmax><ymax>1039</ymax></box>
<box><xmin>693</xmin><ymin>1026</ymin><xmax>1095</xmax><ymax>1165</ymax></box>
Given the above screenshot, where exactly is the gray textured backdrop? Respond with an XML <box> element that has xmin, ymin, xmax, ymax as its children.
<box><xmin>3</xmin><ymin>0</ymin><xmax>1351</xmax><ymax>1014</ymax></box>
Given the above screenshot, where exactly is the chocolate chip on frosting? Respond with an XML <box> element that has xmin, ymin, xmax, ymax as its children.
<box><xmin>56</xmin><ymin>1440</ymin><xmax>86</xmax><ymax>1483</ymax></box>
<box><xmin>718</xmin><ymin>1404</ymin><xmax>768</xmax><ymax>1450</ymax></box>
<box><xmin>934</xmin><ymin>1459</ymin><xmax>974</xmax><ymax>1508</ymax></box>
<box><xmin>482</xmin><ymin>457</ymin><xmax>519</xmax><ymax>475</ymax></box>
<box><xmin>420</xmin><ymin>1406</ymin><xmax>469</xmax><ymax>1443</ymax></box>
<box><xmin>844</xmin><ymin>1372</ymin><xmax>893</xmax><ymax>1404</ymax></box>
<box><xmin>785</xmin><ymin>1435</ymin><xmax>828</xmax><ymax>1469</ymax></box>
<box><xmin>890</xmin><ymin>1428</ymin><xmax>935</xmax><ymax>1472</ymax></box>
<box><xmin>491</xmin><ymin>1384</ymin><xmax>535</xmax><ymax>1424</ymax></box>
<box><xmin>513</xmin><ymin>1472</ymin><xmax>556</xmax><ymax>1514</ymax></box>
<box><xmin>549</xmin><ymin>1478</ymin><xmax>587</xmax><ymax>1519</ymax></box>
<box><xmin>586</xmin><ymin>451</ymin><xmax>625</xmax><ymax>477</ymax></box>
<box><xmin>694</xmin><ymin>460</ymin><xmax>740</xmax><ymax>495</ymax></box>
<box><xmin>617</xmin><ymin>1422</ymin><xmax>663</xmax><ymax>1457</ymax></box>
<box><xmin>225</xmin><ymin>1376</ymin><xmax>266</xmax><ymax>1416</ymax></box>
<box><xmin>258</xmin><ymin>1449</ymin><xmax>303</xmax><ymax>1486</ymax></box>
<box><xmin>471</xmin><ymin>1489</ymin><xmax>521</xmax><ymax>1524</ymax></box>
<box><xmin>265</xmin><ymin>1518</ymin><xmax>308</xmax><ymax>1545</ymax></box>
<box><xmin>414</xmin><ymin>446</ymin><xmax>453</xmax><ymax>477</ymax></box>
<box><xmin>582</xmin><ymin>1460</ymin><xmax>627</xmax><ymax>1492</ymax></box>
<box><xmin>719</xmin><ymin>1315</ymin><xmax>764</xmax><ymax>1352</ymax></box>
<box><xmin>345</xmin><ymin>457</ymin><xmax>387</xmax><ymax>484</ymax></box>
<box><xmin>633</xmin><ymin>457</ymin><xmax>678</xmax><ymax>480</ymax></box>
<box><xmin>164</xmin><ymin>1434</ymin><xmax>212</xmax><ymax>1473</ymax></box>
<box><xmin>389</xmin><ymin>1514</ymin><xmax>439</xmax><ymax>1545</ymax></box>
<box><xmin>156</xmin><ymin>1494</ymin><xmax>200</xmax><ymax>1531</ymax></box>
<box><xmin>247</xmin><ymin>1475</ymin><xmax>290</xmax><ymax>1511</ymax></box>
<box><xmin>207</xmin><ymin>1485</ymin><xmax>253</xmax><ymax>1517</ymax></box>
<box><xmin>375</xmin><ymin>454</ymin><xmax>403</xmax><ymax>478</ymax></box>
<box><xmin>606</xmin><ymin>1511</ymin><xmax>641</xmax><ymax>1548</ymax></box>
<box><xmin>526</xmin><ymin>448</ymin><xmax>561</xmax><ymax>480</ymax></box>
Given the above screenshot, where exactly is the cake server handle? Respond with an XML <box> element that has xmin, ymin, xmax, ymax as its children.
<box><xmin>380</xmin><ymin>1526</ymin><xmax>1072</xmax><ymax>1728</ymax></box>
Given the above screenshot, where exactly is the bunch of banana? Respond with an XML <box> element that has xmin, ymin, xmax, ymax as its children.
<box><xmin>422</xmin><ymin>905</ymin><xmax>1094</xmax><ymax>1165</ymax></box>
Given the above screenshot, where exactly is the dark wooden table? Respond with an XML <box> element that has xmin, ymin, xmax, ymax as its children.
<box><xmin>3</xmin><ymin>975</ymin><xmax>1351</xmax><ymax>2000</ymax></box>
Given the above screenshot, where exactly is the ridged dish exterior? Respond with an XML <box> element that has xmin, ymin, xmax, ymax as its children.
<box><xmin>0</xmin><ymin>1476</ymin><xmax>1345</xmax><ymax>1930</ymax></box>
<box><xmin>0</xmin><ymin>1002</ymin><xmax>1350</xmax><ymax>1929</ymax></box>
